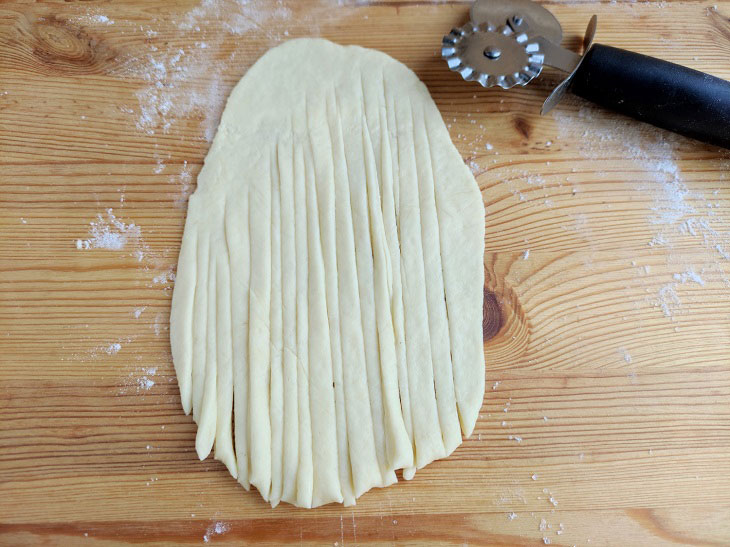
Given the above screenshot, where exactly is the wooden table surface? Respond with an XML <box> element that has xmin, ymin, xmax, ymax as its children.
<box><xmin>2</xmin><ymin>0</ymin><xmax>730</xmax><ymax>545</ymax></box>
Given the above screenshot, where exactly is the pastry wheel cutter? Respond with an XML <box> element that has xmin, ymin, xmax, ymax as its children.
<box><xmin>442</xmin><ymin>0</ymin><xmax>730</xmax><ymax>148</ymax></box>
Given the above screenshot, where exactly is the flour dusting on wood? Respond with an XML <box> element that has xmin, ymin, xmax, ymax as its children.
<box><xmin>75</xmin><ymin>208</ymin><xmax>142</xmax><ymax>254</ymax></box>
<box><xmin>203</xmin><ymin>521</ymin><xmax>230</xmax><ymax>543</ymax></box>
<box><xmin>554</xmin><ymin>103</ymin><xmax>730</xmax><ymax>319</ymax></box>
<box><xmin>118</xmin><ymin>366</ymin><xmax>158</xmax><ymax>394</ymax></box>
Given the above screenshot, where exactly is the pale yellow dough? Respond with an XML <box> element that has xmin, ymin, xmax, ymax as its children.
<box><xmin>169</xmin><ymin>38</ymin><xmax>485</xmax><ymax>508</ymax></box>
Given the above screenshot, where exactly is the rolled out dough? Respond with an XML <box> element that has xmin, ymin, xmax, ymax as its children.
<box><xmin>170</xmin><ymin>38</ymin><xmax>485</xmax><ymax>508</ymax></box>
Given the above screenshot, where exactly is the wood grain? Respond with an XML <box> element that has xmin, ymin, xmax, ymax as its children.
<box><xmin>2</xmin><ymin>0</ymin><xmax>730</xmax><ymax>544</ymax></box>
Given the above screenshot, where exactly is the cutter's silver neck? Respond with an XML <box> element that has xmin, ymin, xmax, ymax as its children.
<box><xmin>534</xmin><ymin>36</ymin><xmax>582</xmax><ymax>73</ymax></box>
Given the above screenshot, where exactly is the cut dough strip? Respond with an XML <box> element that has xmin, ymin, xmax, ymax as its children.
<box><xmin>196</xmin><ymin>237</ymin><xmax>218</xmax><ymax>460</ymax></box>
<box><xmin>226</xmin><ymin>189</ymin><xmax>251</xmax><ymax>489</ymax></box>
<box><xmin>269</xmin><ymin>147</ymin><xmax>285</xmax><ymax>507</ymax></box>
<box><xmin>278</xmin><ymin>133</ymin><xmax>300</xmax><ymax>505</ymax></box>
<box><xmin>248</xmin><ymin>154</ymin><xmax>273</xmax><ymax>501</ymax></box>
<box><xmin>169</xmin><ymin>195</ymin><xmax>197</xmax><ymax>415</ymax></box>
<box><xmin>190</xmin><ymin>227</ymin><xmax>209</xmax><ymax>426</ymax></box>
<box><xmin>293</xmin><ymin>136</ymin><xmax>314</xmax><ymax>509</ymax></box>
<box><xmin>214</xmin><ymin>236</ymin><xmax>237</xmax><ymax>477</ymax></box>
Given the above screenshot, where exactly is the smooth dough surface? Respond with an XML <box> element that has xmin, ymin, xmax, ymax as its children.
<box><xmin>170</xmin><ymin>38</ymin><xmax>485</xmax><ymax>508</ymax></box>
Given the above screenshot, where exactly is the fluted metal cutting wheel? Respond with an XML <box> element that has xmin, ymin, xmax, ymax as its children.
<box><xmin>442</xmin><ymin>19</ymin><xmax>544</xmax><ymax>89</ymax></box>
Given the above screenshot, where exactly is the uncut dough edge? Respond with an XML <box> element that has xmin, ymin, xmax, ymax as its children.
<box><xmin>169</xmin><ymin>37</ymin><xmax>486</xmax><ymax>508</ymax></box>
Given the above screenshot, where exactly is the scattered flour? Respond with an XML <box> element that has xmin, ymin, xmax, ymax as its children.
<box><xmin>554</xmin><ymin>103</ymin><xmax>730</xmax><ymax>319</ymax></box>
<box><xmin>70</xmin><ymin>12</ymin><xmax>115</xmax><ymax>26</ymax></box>
<box><xmin>76</xmin><ymin>208</ymin><xmax>141</xmax><ymax>252</ymax></box>
<box><xmin>619</xmin><ymin>347</ymin><xmax>632</xmax><ymax>363</ymax></box>
<box><xmin>119</xmin><ymin>366</ymin><xmax>158</xmax><ymax>394</ymax></box>
<box><xmin>153</xmin><ymin>311</ymin><xmax>165</xmax><ymax>337</ymax></box>
<box><xmin>79</xmin><ymin>338</ymin><xmax>132</xmax><ymax>361</ymax></box>
<box><xmin>105</xmin><ymin>343</ymin><xmax>122</xmax><ymax>355</ymax></box>
<box><xmin>657</xmin><ymin>284</ymin><xmax>681</xmax><ymax>317</ymax></box>
<box><xmin>554</xmin><ymin>105</ymin><xmax>729</xmax><ymax>256</ymax></box>
<box><xmin>654</xmin><ymin>268</ymin><xmax>706</xmax><ymax>318</ymax></box>
<box><xmin>90</xmin><ymin>14</ymin><xmax>113</xmax><ymax>24</ymax></box>
<box><xmin>175</xmin><ymin>161</ymin><xmax>195</xmax><ymax>208</ymax></box>
<box><xmin>152</xmin><ymin>270</ymin><xmax>176</xmax><ymax>285</ymax></box>
<box><xmin>138</xmin><ymin>376</ymin><xmax>155</xmax><ymax>391</ymax></box>
<box><xmin>203</xmin><ymin>521</ymin><xmax>230</xmax><ymax>543</ymax></box>
<box><xmin>673</xmin><ymin>268</ymin><xmax>705</xmax><ymax>286</ymax></box>
<box><xmin>76</xmin><ymin>208</ymin><xmax>156</xmax><ymax>267</ymax></box>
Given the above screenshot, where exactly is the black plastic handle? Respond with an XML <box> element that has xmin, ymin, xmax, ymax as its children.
<box><xmin>570</xmin><ymin>44</ymin><xmax>730</xmax><ymax>148</ymax></box>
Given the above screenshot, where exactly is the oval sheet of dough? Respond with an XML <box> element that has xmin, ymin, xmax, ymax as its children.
<box><xmin>170</xmin><ymin>38</ymin><xmax>485</xmax><ymax>508</ymax></box>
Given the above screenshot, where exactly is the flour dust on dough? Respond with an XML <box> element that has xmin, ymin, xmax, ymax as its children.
<box><xmin>170</xmin><ymin>38</ymin><xmax>485</xmax><ymax>508</ymax></box>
